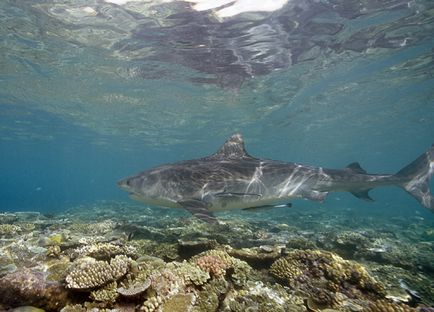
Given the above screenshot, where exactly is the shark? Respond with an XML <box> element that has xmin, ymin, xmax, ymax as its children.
<box><xmin>118</xmin><ymin>133</ymin><xmax>434</xmax><ymax>223</ymax></box>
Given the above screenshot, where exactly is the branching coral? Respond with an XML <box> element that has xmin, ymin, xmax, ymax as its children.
<box><xmin>192</xmin><ymin>249</ymin><xmax>252</xmax><ymax>285</ymax></box>
<box><xmin>90</xmin><ymin>281</ymin><xmax>118</xmax><ymax>303</ymax></box>
<box><xmin>65</xmin><ymin>255</ymin><xmax>131</xmax><ymax>290</ymax></box>
<box><xmin>195</xmin><ymin>255</ymin><xmax>227</xmax><ymax>277</ymax></box>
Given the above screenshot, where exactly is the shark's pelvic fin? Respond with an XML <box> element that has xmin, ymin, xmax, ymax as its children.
<box><xmin>351</xmin><ymin>189</ymin><xmax>374</xmax><ymax>201</ymax></box>
<box><xmin>396</xmin><ymin>144</ymin><xmax>434</xmax><ymax>211</ymax></box>
<box><xmin>178</xmin><ymin>199</ymin><xmax>218</xmax><ymax>224</ymax></box>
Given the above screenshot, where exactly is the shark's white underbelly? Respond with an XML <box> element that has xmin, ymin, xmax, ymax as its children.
<box><xmin>207</xmin><ymin>196</ymin><xmax>293</xmax><ymax>212</ymax></box>
<box><xmin>131</xmin><ymin>193</ymin><xmax>293</xmax><ymax>212</ymax></box>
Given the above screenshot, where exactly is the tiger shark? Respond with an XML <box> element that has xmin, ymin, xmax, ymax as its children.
<box><xmin>118</xmin><ymin>134</ymin><xmax>434</xmax><ymax>223</ymax></box>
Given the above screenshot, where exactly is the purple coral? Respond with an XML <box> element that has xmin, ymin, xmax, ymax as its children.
<box><xmin>0</xmin><ymin>268</ymin><xmax>69</xmax><ymax>311</ymax></box>
<box><xmin>195</xmin><ymin>255</ymin><xmax>227</xmax><ymax>277</ymax></box>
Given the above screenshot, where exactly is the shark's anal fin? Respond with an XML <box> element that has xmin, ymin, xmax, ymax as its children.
<box><xmin>351</xmin><ymin>189</ymin><xmax>374</xmax><ymax>201</ymax></box>
<box><xmin>178</xmin><ymin>199</ymin><xmax>218</xmax><ymax>224</ymax></box>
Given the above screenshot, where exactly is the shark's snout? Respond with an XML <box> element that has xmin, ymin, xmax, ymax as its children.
<box><xmin>117</xmin><ymin>178</ymin><xmax>131</xmax><ymax>191</ymax></box>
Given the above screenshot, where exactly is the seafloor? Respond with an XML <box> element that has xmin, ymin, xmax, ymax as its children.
<box><xmin>0</xmin><ymin>201</ymin><xmax>433</xmax><ymax>312</ymax></box>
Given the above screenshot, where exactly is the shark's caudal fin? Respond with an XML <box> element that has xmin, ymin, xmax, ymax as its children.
<box><xmin>396</xmin><ymin>145</ymin><xmax>434</xmax><ymax>211</ymax></box>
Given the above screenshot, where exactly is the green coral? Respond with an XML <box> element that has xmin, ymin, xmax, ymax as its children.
<box><xmin>222</xmin><ymin>281</ymin><xmax>305</xmax><ymax>312</ymax></box>
<box><xmin>45</xmin><ymin>258</ymin><xmax>70</xmax><ymax>282</ymax></box>
<box><xmin>162</xmin><ymin>293</ymin><xmax>195</xmax><ymax>312</ymax></box>
<box><xmin>60</xmin><ymin>304</ymin><xmax>87</xmax><ymax>312</ymax></box>
<box><xmin>16</xmin><ymin>222</ymin><xmax>36</xmax><ymax>232</ymax></box>
<box><xmin>193</xmin><ymin>278</ymin><xmax>229</xmax><ymax>312</ymax></box>
<box><xmin>166</xmin><ymin>261</ymin><xmax>210</xmax><ymax>286</ymax></box>
<box><xmin>363</xmin><ymin>300</ymin><xmax>418</xmax><ymax>312</ymax></box>
<box><xmin>230</xmin><ymin>257</ymin><xmax>252</xmax><ymax>286</ymax></box>
<box><xmin>68</xmin><ymin>220</ymin><xmax>116</xmax><ymax>235</ymax></box>
<box><xmin>90</xmin><ymin>281</ymin><xmax>118</xmax><ymax>303</ymax></box>
<box><xmin>46</xmin><ymin>245</ymin><xmax>62</xmax><ymax>258</ymax></box>
<box><xmin>65</xmin><ymin>255</ymin><xmax>131</xmax><ymax>289</ymax></box>
<box><xmin>270</xmin><ymin>249</ymin><xmax>385</xmax><ymax>300</ymax></box>
<box><xmin>269</xmin><ymin>257</ymin><xmax>303</xmax><ymax>281</ymax></box>
<box><xmin>0</xmin><ymin>213</ymin><xmax>18</xmax><ymax>224</ymax></box>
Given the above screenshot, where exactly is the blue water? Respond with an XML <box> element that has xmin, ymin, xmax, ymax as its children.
<box><xmin>1</xmin><ymin>0</ymin><xmax>433</xmax><ymax>221</ymax></box>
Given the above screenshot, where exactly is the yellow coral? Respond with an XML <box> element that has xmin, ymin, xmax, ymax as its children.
<box><xmin>47</xmin><ymin>233</ymin><xmax>63</xmax><ymax>245</ymax></box>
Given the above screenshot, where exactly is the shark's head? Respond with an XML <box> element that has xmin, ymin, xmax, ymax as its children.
<box><xmin>118</xmin><ymin>169</ymin><xmax>182</xmax><ymax>208</ymax></box>
<box><xmin>117</xmin><ymin>171</ymin><xmax>158</xmax><ymax>198</ymax></box>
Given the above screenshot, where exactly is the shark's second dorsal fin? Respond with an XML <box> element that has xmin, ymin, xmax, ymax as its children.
<box><xmin>208</xmin><ymin>133</ymin><xmax>251</xmax><ymax>160</ymax></box>
<box><xmin>345</xmin><ymin>162</ymin><xmax>367</xmax><ymax>174</ymax></box>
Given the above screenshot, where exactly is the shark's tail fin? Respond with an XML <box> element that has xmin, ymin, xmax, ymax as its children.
<box><xmin>396</xmin><ymin>145</ymin><xmax>434</xmax><ymax>211</ymax></box>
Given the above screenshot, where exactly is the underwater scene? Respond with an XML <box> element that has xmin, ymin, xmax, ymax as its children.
<box><xmin>1</xmin><ymin>0</ymin><xmax>434</xmax><ymax>311</ymax></box>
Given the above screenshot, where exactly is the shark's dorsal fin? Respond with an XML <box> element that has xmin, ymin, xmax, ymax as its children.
<box><xmin>208</xmin><ymin>133</ymin><xmax>251</xmax><ymax>160</ymax></box>
<box><xmin>345</xmin><ymin>162</ymin><xmax>367</xmax><ymax>174</ymax></box>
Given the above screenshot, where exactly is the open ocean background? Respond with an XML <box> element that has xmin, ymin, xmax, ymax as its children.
<box><xmin>1</xmin><ymin>0</ymin><xmax>433</xmax><ymax>220</ymax></box>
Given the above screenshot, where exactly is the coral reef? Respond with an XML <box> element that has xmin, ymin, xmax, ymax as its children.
<box><xmin>1</xmin><ymin>201</ymin><xmax>433</xmax><ymax>311</ymax></box>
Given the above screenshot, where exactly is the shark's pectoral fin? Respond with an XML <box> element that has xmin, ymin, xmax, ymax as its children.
<box><xmin>178</xmin><ymin>199</ymin><xmax>218</xmax><ymax>224</ymax></box>
<box><xmin>351</xmin><ymin>189</ymin><xmax>374</xmax><ymax>202</ymax></box>
<box><xmin>303</xmin><ymin>190</ymin><xmax>328</xmax><ymax>202</ymax></box>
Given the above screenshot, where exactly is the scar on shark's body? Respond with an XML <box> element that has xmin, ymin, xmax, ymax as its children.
<box><xmin>118</xmin><ymin>134</ymin><xmax>434</xmax><ymax>223</ymax></box>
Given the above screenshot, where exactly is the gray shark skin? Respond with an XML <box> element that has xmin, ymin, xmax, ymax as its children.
<box><xmin>118</xmin><ymin>134</ymin><xmax>434</xmax><ymax>223</ymax></box>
